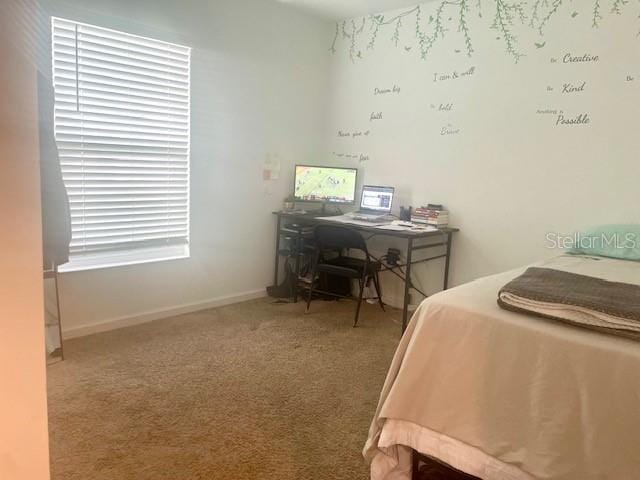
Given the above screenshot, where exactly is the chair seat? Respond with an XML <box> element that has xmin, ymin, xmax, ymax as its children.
<box><xmin>322</xmin><ymin>256</ymin><xmax>381</xmax><ymax>275</ymax></box>
<box><xmin>316</xmin><ymin>263</ymin><xmax>361</xmax><ymax>279</ymax></box>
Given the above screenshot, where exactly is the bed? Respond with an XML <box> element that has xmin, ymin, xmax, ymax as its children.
<box><xmin>364</xmin><ymin>254</ymin><xmax>640</xmax><ymax>480</ymax></box>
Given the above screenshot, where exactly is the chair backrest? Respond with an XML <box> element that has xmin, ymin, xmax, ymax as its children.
<box><xmin>313</xmin><ymin>224</ymin><xmax>369</xmax><ymax>255</ymax></box>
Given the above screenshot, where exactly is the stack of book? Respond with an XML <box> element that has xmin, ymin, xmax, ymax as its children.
<box><xmin>411</xmin><ymin>204</ymin><xmax>449</xmax><ymax>227</ymax></box>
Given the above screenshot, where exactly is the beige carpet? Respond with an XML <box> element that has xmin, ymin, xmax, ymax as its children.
<box><xmin>47</xmin><ymin>297</ymin><xmax>401</xmax><ymax>480</ymax></box>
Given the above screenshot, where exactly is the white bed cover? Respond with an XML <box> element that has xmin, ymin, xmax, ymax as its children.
<box><xmin>365</xmin><ymin>255</ymin><xmax>640</xmax><ymax>480</ymax></box>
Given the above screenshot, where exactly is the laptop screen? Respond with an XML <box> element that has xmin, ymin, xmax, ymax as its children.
<box><xmin>360</xmin><ymin>185</ymin><xmax>395</xmax><ymax>213</ymax></box>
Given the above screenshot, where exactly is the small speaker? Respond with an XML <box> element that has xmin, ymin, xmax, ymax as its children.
<box><xmin>399</xmin><ymin>206</ymin><xmax>412</xmax><ymax>221</ymax></box>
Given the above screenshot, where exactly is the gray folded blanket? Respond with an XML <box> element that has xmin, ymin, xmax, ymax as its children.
<box><xmin>498</xmin><ymin>267</ymin><xmax>640</xmax><ymax>340</ymax></box>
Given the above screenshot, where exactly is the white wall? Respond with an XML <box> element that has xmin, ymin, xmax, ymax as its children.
<box><xmin>0</xmin><ymin>1</ymin><xmax>51</xmax><ymax>478</ymax></box>
<box><xmin>323</xmin><ymin>1</ymin><xmax>640</xmax><ymax>303</ymax></box>
<box><xmin>40</xmin><ymin>0</ymin><xmax>640</xmax><ymax>331</ymax></box>
<box><xmin>37</xmin><ymin>0</ymin><xmax>332</xmax><ymax>335</ymax></box>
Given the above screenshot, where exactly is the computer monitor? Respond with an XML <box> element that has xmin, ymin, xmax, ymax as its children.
<box><xmin>360</xmin><ymin>185</ymin><xmax>395</xmax><ymax>213</ymax></box>
<box><xmin>293</xmin><ymin>165</ymin><xmax>357</xmax><ymax>205</ymax></box>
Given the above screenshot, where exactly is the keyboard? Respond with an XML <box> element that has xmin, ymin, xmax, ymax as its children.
<box><xmin>350</xmin><ymin>213</ymin><xmax>387</xmax><ymax>222</ymax></box>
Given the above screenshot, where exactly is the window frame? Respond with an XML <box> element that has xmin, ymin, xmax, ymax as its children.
<box><xmin>51</xmin><ymin>17</ymin><xmax>192</xmax><ymax>272</ymax></box>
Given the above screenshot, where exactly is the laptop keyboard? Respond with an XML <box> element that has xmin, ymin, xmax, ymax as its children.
<box><xmin>351</xmin><ymin>213</ymin><xmax>385</xmax><ymax>221</ymax></box>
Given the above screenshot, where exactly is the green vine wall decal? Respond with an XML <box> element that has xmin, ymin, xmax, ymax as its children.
<box><xmin>459</xmin><ymin>0</ymin><xmax>474</xmax><ymax>56</ymax></box>
<box><xmin>611</xmin><ymin>0</ymin><xmax>629</xmax><ymax>15</ymax></box>
<box><xmin>592</xmin><ymin>1</ymin><xmax>603</xmax><ymax>27</ymax></box>
<box><xmin>329</xmin><ymin>0</ymin><xmax>640</xmax><ymax>63</ymax></box>
<box><xmin>537</xmin><ymin>0</ymin><xmax>563</xmax><ymax>34</ymax></box>
<box><xmin>330</xmin><ymin>23</ymin><xmax>338</xmax><ymax>54</ymax></box>
<box><xmin>491</xmin><ymin>0</ymin><xmax>527</xmax><ymax>61</ymax></box>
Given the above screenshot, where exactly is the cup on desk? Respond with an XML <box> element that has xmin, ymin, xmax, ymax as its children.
<box><xmin>283</xmin><ymin>200</ymin><xmax>295</xmax><ymax>211</ymax></box>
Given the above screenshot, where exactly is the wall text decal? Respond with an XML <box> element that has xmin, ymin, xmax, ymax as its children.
<box><xmin>556</xmin><ymin>113</ymin><xmax>591</xmax><ymax>126</ymax></box>
<box><xmin>374</xmin><ymin>85</ymin><xmax>401</xmax><ymax>95</ymax></box>
<box><xmin>338</xmin><ymin>130</ymin><xmax>371</xmax><ymax>138</ymax></box>
<box><xmin>441</xmin><ymin>123</ymin><xmax>462</xmax><ymax>135</ymax></box>
<box><xmin>433</xmin><ymin>66</ymin><xmax>476</xmax><ymax>82</ymax></box>
<box><xmin>332</xmin><ymin>151</ymin><xmax>370</xmax><ymax>163</ymax></box>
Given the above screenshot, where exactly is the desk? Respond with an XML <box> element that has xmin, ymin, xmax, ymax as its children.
<box><xmin>273</xmin><ymin>211</ymin><xmax>458</xmax><ymax>332</ymax></box>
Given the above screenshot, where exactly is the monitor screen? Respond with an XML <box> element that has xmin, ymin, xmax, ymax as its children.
<box><xmin>294</xmin><ymin>165</ymin><xmax>357</xmax><ymax>204</ymax></box>
<box><xmin>360</xmin><ymin>185</ymin><xmax>395</xmax><ymax>212</ymax></box>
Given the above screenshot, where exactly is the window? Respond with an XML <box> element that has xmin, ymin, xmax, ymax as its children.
<box><xmin>51</xmin><ymin>17</ymin><xmax>191</xmax><ymax>272</ymax></box>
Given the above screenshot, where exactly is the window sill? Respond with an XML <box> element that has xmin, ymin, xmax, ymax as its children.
<box><xmin>57</xmin><ymin>244</ymin><xmax>190</xmax><ymax>273</ymax></box>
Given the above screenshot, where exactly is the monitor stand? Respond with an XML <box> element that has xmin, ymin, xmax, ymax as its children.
<box><xmin>295</xmin><ymin>203</ymin><xmax>342</xmax><ymax>217</ymax></box>
<box><xmin>315</xmin><ymin>203</ymin><xmax>343</xmax><ymax>216</ymax></box>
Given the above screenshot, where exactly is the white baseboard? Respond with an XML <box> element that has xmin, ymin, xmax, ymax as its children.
<box><xmin>63</xmin><ymin>288</ymin><xmax>267</xmax><ymax>339</ymax></box>
<box><xmin>381</xmin><ymin>293</ymin><xmax>419</xmax><ymax>312</ymax></box>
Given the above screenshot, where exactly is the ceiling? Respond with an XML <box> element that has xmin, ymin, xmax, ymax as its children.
<box><xmin>276</xmin><ymin>0</ymin><xmax>423</xmax><ymax>20</ymax></box>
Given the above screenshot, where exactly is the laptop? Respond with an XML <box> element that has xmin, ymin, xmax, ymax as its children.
<box><xmin>350</xmin><ymin>185</ymin><xmax>395</xmax><ymax>221</ymax></box>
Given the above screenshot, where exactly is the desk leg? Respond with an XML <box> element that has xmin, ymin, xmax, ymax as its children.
<box><xmin>402</xmin><ymin>237</ymin><xmax>413</xmax><ymax>333</ymax></box>
<box><xmin>443</xmin><ymin>232</ymin><xmax>453</xmax><ymax>290</ymax></box>
<box><xmin>274</xmin><ymin>215</ymin><xmax>281</xmax><ymax>286</ymax></box>
<box><xmin>293</xmin><ymin>234</ymin><xmax>301</xmax><ymax>303</ymax></box>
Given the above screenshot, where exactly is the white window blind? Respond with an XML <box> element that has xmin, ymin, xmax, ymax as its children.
<box><xmin>51</xmin><ymin>17</ymin><xmax>191</xmax><ymax>271</ymax></box>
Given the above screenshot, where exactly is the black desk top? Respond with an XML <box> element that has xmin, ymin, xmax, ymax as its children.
<box><xmin>274</xmin><ymin>211</ymin><xmax>459</xmax><ymax>239</ymax></box>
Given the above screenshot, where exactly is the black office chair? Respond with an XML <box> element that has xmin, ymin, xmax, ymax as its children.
<box><xmin>305</xmin><ymin>225</ymin><xmax>385</xmax><ymax>327</ymax></box>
